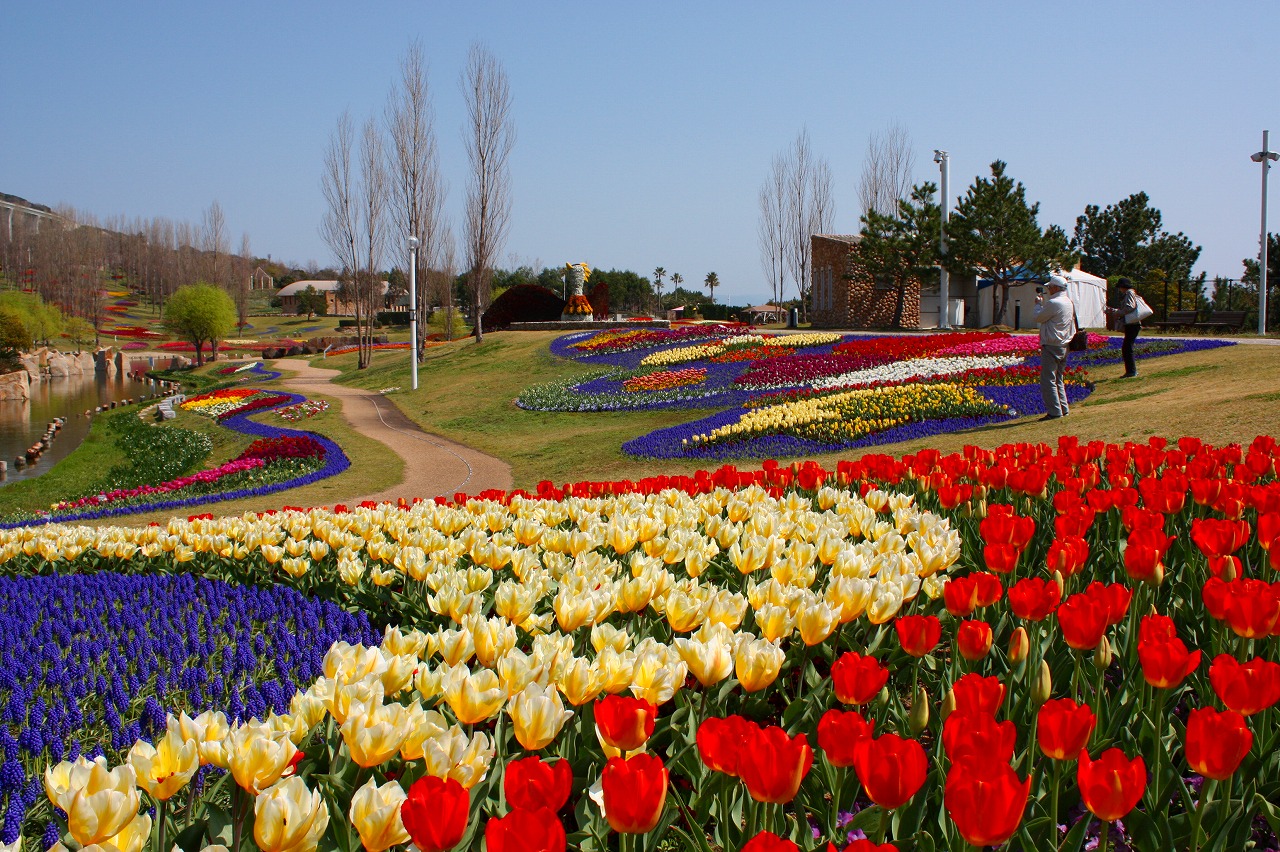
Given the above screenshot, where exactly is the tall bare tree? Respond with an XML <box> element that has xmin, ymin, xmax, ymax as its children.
<box><xmin>858</xmin><ymin>122</ymin><xmax>916</xmax><ymax>219</ymax></box>
<box><xmin>782</xmin><ymin>130</ymin><xmax>834</xmax><ymax>321</ymax></box>
<box><xmin>387</xmin><ymin>40</ymin><xmax>447</xmax><ymax>358</ymax></box>
<box><xmin>200</xmin><ymin>200</ymin><xmax>229</xmax><ymax>287</ymax></box>
<box><xmin>758</xmin><ymin>153</ymin><xmax>789</xmax><ymax>309</ymax></box>
<box><xmin>234</xmin><ymin>232</ymin><xmax>253</xmax><ymax>331</ymax></box>
<box><xmin>461</xmin><ymin>43</ymin><xmax>515</xmax><ymax>343</ymax></box>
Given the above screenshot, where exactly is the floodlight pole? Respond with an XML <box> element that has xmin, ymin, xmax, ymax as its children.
<box><xmin>934</xmin><ymin>150</ymin><xmax>951</xmax><ymax>329</ymax></box>
<box><xmin>408</xmin><ymin>235</ymin><xmax>419</xmax><ymax>390</ymax></box>
<box><xmin>1252</xmin><ymin>131</ymin><xmax>1278</xmax><ymax>334</ymax></box>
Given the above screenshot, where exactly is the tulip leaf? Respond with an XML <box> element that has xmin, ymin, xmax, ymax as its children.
<box><xmin>172</xmin><ymin>821</ymin><xmax>209</xmax><ymax>852</ymax></box>
<box><xmin>1057</xmin><ymin>814</ymin><xmax>1092</xmax><ymax>852</ymax></box>
<box><xmin>909</xmin><ymin>830</ymin><xmax>936</xmax><ymax>852</ymax></box>
<box><xmin>1118</xmin><ymin>804</ymin><xmax>1166</xmax><ymax>852</ymax></box>
<box><xmin>1255</xmin><ymin>793</ymin><xmax>1280</xmax><ymax>843</ymax></box>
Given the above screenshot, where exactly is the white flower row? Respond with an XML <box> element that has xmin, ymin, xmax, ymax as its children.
<box><xmin>809</xmin><ymin>355</ymin><xmax>1026</xmax><ymax>390</ymax></box>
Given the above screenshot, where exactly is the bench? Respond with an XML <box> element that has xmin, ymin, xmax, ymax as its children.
<box><xmin>1149</xmin><ymin>310</ymin><xmax>1198</xmax><ymax>330</ymax></box>
<box><xmin>1195</xmin><ymin>310</ymin><xmax>1249</xmax><ymax>333</ymax></box>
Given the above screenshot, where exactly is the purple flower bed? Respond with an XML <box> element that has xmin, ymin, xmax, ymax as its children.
<box><xmin>1</xmin><ymin>393</ymin><xmax>349</xmax><ymax>528</ymax></box>
<box><xmin>0</xmin><ymin>572</ymin><xmax>376</xmax><ymax>842</ymax></box>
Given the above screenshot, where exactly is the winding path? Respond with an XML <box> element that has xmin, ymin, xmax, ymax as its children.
<box><xmin>272</xmin><ymin>359</ymin><xmax>513</xmax><ymax>505</ymax></box>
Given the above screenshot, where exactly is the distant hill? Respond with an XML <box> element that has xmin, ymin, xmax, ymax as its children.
<box><xmin>0</xmin><ymin>192</ymin><xmax>54</xmax><ymax>214</ymax></box>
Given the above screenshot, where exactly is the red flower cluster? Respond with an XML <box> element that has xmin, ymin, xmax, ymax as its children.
<box><xmin>234</xmin><ymin>435</ymin><xmax>327</xmax><ymax>464</ymax></box>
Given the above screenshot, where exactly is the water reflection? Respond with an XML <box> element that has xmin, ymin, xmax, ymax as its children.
<box><xmin>0</xmin><ymin>372</ymin><xmax>150</xmax><ymax>485</ymax></box>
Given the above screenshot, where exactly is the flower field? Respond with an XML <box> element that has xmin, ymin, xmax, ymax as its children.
<box><xmin>519</xmin><ymin>328</ymin><xmax>1233</xmax><ymax>459</ymax></box>
<box><xmin>2</xmin><ymin>433</ymin><xmax>1277</xmax><ymax>851</ymax></box>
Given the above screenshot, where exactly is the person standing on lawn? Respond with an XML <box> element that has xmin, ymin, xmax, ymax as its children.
<box><xmin>1033</xmin><ymin>275</ymin><xmax>1076</xmax><ymax>421</ymax></box>
<box><xmin>1105</xmin><ymin>277</ymin><xmax>1141</xmax><ymax>378</ymax></box>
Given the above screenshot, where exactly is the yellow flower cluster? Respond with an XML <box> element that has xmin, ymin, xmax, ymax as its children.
<box><xmin>689</xmin><ymin>383</ymin><xmax>1001</xmax><ymax>446</ymax></box>
<box><xmin>765</xmin><ymin>332</ymin><xmax>842</xmax><ymax>347</ymax></box>
<box><xmin>639</xmin><ymin>343</ymin><xmax>727</xmax><ymax>367</ymax></box>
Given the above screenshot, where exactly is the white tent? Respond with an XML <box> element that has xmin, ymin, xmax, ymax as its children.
<box><xmin>974</xmin><ymin>267</ymin><xmax>1108</xmax><ymax>330</ymax></box>
<box><xmin>1060</xmin><ymin>268</ymin><xmax>1108</xmax><ymax>329</ymax></box>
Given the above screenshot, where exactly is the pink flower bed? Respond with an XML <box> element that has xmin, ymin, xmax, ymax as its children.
<box><xmin>51</xmin><ymin>457</ymin><xmax>268</xmax><ymax>511</ymax></box>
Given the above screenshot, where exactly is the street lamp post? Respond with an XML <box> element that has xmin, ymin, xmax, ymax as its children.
<box><xmin>1251</xmin><ymin>131</ymin><xmax>1278</xmax><ymax>334</ymax></box>
<box><xmin>408</xmin><ymin>235</ymin><xmax>419</xmax><ymax>391</ymax></box>
<box><xmin>934</xmin><ymin>150</ymin><xmax>951</xmax><ymax>329</ymax></box>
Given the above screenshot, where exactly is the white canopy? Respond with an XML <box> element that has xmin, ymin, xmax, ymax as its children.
<box><xmin>1058</xmin><ymin>268</ymin><xmax>1108</xmax><ymax>329</ymax></box>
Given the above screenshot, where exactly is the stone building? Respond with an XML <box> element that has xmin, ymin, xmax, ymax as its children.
<box><xmin>809</xmin><ymin>234</ymin><xmax>923</xmax><ymax>329</ymax></box>
<box><xmin>277</xmin><ymin>280</ymin><xmax>389</xmax><ymax>316</ymax></box>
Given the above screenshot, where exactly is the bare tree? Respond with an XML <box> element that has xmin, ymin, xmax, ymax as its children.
<box><xmin>201</xmin><ymin>200</ymin><xmax>229</xmax><ymax>287</ymax></box>
<box><xmin>355</xmin><ymin>117</ymin><xmax>389</xmax><ymax>367</ymax></box>
<box><xmin>387</xmin><ymin>40</ymin><xmax>448</xmax><ymax>358</ymax></box>
<box><xmin>858</xmin><ymin>122</ymin><xmax>916</xmax><ymax>219</ymax></box>
<box><xmin>758</xmin><ymin>153</ymin><xmax>789</xmax><ymax>309</ymax></box>
<box><xmin>782</xmin><ymin>130</ymin><xmax>834</xmax><ymax>321</ymax></box>
<box><xmin>461</xmin><ymin>43</ymin><xmax>515</xmax><ymax>343</ymax></box>
<box><xmin>234</xmin><ymin>232</ymin><xmax>253</xmax><ymax>331</ymax></box>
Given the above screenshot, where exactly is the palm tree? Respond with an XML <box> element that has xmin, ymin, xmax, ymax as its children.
<box><xmin>704</xmin><ymin>271</ymin><xmax>720</xmax><ymax>304</ymax></box>
<box><xmin>652</xmin><ymin>266</ymin><xmax>665</xmax><ymax>315</ymax></box>
<box><xmin>668</xmin><ymin>271</ymin><xmax>683</xmax><ymax>310</ymax></box>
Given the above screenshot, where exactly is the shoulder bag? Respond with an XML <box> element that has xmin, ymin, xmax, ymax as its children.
<box><xmin>1068</xmin><ymin>306</ymin><xmax>1088</xmax><ymax>352</ymax></box>
<box><xmin>1126</xmin><ymin>296</ymin><xmax>1154</xmax><ymax>324</ymax></box>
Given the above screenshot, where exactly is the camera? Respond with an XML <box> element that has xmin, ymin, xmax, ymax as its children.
<box><xmin>1035</xmin><ymin>287</ymin><xmax>1044</xmax><ymax>294</ymax></box>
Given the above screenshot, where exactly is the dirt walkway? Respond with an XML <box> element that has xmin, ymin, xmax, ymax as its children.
<box><xmin>272</xmin><ymin>359</ymin><xmax>513</xmax><ymax>505</ymax></box>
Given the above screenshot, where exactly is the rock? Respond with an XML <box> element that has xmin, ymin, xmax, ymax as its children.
<box><xmin>47</xmin><ymin>353</ymin><xmax>72</xmax><ymax>377</ymax></box>
<box><xmin>0</xmin><ymin>370</ymin><xmax>30</xmax><ymax>400</ymax></box>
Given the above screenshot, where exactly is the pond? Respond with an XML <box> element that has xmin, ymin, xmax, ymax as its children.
<box><xmin>0</xmin><ymin>372</ymin><xmax>157</xmax><ymax>485</ymax></box>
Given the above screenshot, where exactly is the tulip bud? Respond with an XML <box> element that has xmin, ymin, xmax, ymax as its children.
<box><xmin>1023</xmin><ymin>497</ymin><xmax>1034</xmax><ymax>515</ymax></box>
<box><xmin>940</xmin><ymin>688</ymin><xmax>957</xmax><ymax>721</ymax></box>
<box><xmin>973</xmin><ymin>485</ymin><xmax>989</xmax><ymax>501</ymax></box>
<box><xmin>877</xmin><ymin>686</ymin><xmax>891</xmax><ymax>711</ymax></box>
<box><xmin>974</xmin><ymin>498</ymin><xmax>988</xmax><ymax>519</ymax></box>
<box><xmin>1051</xmin><ymin>570</ymin><xmax>1065</xmax><ymax>597</ymax></box>
<box><xmin>1033</xmin><ymin>660</ymin><xmax>1052</xmax><ymax>706</ymax></box>
<box><xmin>909</xmin><ymin>687</ymin><xmax>930</xmax><ymax>733</ymax></box>
<box><xmin>1093</xmin><ymin>635</ymin><xmax>1112</xmax><ymax>670</ymax></box>
<box><xmin>1221</xmin><ymin>559</ymin><xmax>1237</xmax><ymax>582</ymax></box>
<box><xmin>1008</xmin><ymin>627</ymin><xmax>1029</xmax><ymax>665</ymax></box>
<box><xmin>960</xmin><ymin>502</ymin><xmax>974</xmax><ymax>519</ymax></box>
<box><xmin>1146</xmin><ymin>562</ymin><xmax>1165</xmax><ymax>587</ymax></box>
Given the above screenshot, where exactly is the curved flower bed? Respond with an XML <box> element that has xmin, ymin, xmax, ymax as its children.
<box><xmin>2</xmin><ymin>435</ymin><xmax>1277</xmax><ymax>851</ymax></box>
<box><xmin>2</xmin><ymin>393</ymin><xmax>349</xmax><ymax>528</ymax></box>
<box><xmin>275</xmin><ymin>399</ymin><xmax>330</xmax><ymax>421</ymax></box>
<box><xmin>622</xmin><ymin>367</ymin><xmax>707</xmax><ymax>393</ymax></box>
<box><xmin>528</xmin><ymin>329</ymin><xmax>1236</xmax><ymax>459</ymax></box>
<box><xmin>0</xmin><ymin>573</ymin><xmax>375</xmax><ymax>843</ymax></box>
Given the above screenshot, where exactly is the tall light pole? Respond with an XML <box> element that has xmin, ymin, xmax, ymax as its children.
<box><xmin>407</xmin><ymin>235</ymin><xmax>419</xmax><ymax>390</ymax></box>
<box><xmin>933</xmin><ymin>150</ymin><xmax>951</xmax><ymax>329</ymax></box>
<box><xmin>1251</xmin><ymin>131</ymin><xmax>1278</xmax><ymax>334</ymax></box>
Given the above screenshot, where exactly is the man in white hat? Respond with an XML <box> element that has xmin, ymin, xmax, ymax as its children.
<box><xmin>1033</xmin><ymin>274</ymin><xmax>1077</xmax><ymax>420</ymax></box>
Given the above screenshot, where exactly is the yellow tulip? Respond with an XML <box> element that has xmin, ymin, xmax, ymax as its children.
<box><xmin>554</xmin><ymin>589</ymin><xmax>595</xmax><ymax>632</ymax></box>
<box><xmin>338</xmin><ymin>554</ymin><xmax>366</xmax><ymax>585</ymax></box>
<box><xmin>442</xmin><ymin>666</ymin><xmax>506</xmax><ymax>725</ymax></box>
<box><xmin>449</xmin><ymin>730</ymin><xmax>495</xmax><ymax>789</ymax></box>
<box><xmin>399</xmin><ymin>705</ymin><xmax>451</xmax><ymax>761</ymax></box>
<box><xmin>508</xmin><ymin>683</ymin><xmax>574</xmax><ymax>751</ymax></box>
<box><xmin>45</xmin><ymin>756</ymin><xmax>105</xmax><ymax>812</ymax></box>
<box><xmin>128</xmin><ymin>728</ymin><xmax>198</xmax><ymax>800</ymax></box>
<box><xmin>866</xmin><ymin>583</ymin><xmax>905</xmax><ymax>624</ymax></box>
<box><xmin>323</xmin><ymin>642</ymin><xmax>388</xmax><ymax>686</ymax></box>
<box><xmin>380</xmin><ymin>625</ymin><xmax>429</xmax><ymax>659</ymax></box>
<box><xmin>73</xmin><ymin>812</ymin><xmax>152</xmax><ymax>852</ymax></box>
<box><xmin>64</xmin><ymin>762</ymin><xmax>140</xmax><ymax>847</ymax></box>
<box><xmin>470</xmin><ymin>616</ymin><xmax>517</xmax><ymax>668</ymax></box>
<box><xmin>436</xmin><ymin>628</ymin><xmax>476</xmax><ymax>667</ymax></box>
<box><xmin>225</xmin><ymin>721</ymin><xmax>299</xmax><ymax>795</ymax></box>
<box><xmin>557</xmin><ymin>656</ymin><xmax>605</xmax><ymax>706</ymax></box>
<box><xmin>734</xmin><ymin>636</ymin><xmax>785</xmax><ymax>693</ymax></box>
<box><xmin>595</xmin><ymin>647</ymin><xmax>637</xmax><ymax>694</ymax></box>
<box><xmin>673</xmin><ymin>632</ymin><xmax>734</xmax><ymax>687</ymax></box>
<box><xmin>590</xmin><ymin>623</ymin><xmax>632</xmax><ymax>653</ymax></box>
<box><xmin>349</xmin><ymin>778</ymin><xmax>410</xmax><ymax>852</ymax></box>
<box><xmin>705</xmin><ymin>591</ymin><xmax>748</xmax><ymax>630</ymax></box>
<box><xmin>341</xmin><ymin>701</ymin><xmax>410</xmax><ymax>768</ymax></box>
<box><xmin>494</xmin><ymin>581</ymin><xmax>537</xmax><ymax>624</ymax></box>
<box><xmin>797</xmin><ymin>600</ymin><xmax>841</xmax><ymax>646</ymax></box>
<box><xmin>378</xmin><ymin>654</ymin><xmax>418</xmax><ymax>696</ymax></box>
<box><xmin>253</xmin><ymin>776</ymin><xmax>330</xmax><ymax>852</ymax></box>
<box><xmin>629</xmin><ymin>649</ymin><xmax>687</xmax><ymax>706</ymax></box>
<box><xmin>663</xmin><ymin>588</ymin><xmax>706</xmax><ymax>633</ymax></box>
<box><xmin>753</xmin><ymin>603</ymin><xmax>795</xmax><ymax>642</ymax></box>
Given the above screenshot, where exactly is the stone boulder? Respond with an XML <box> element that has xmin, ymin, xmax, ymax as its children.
<box><xmin>0</xmin><ymin>370</ymin><xmax>30</xmax><ymax>400</ymax></box>
<box><xmin>47</xmin><ymin>352</ymin><xmax>72</xmax><ymax>377</ymax></box>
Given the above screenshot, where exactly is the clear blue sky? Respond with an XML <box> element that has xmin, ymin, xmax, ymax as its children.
<box><xmin>3</xmin><ymin>1</ymin><xmax>1276</xmax><ymax>306</ymax></box>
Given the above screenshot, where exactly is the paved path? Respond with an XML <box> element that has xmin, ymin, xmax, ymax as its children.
<box><xmin>272</xmin><ymin>359</ymin><xmax>513</xmax><ymax>505</ymax></box>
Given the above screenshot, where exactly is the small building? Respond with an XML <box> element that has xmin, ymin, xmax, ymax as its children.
<box><xmin>277</xmin><ymin>279</ymin><xmax>390</xmax><ymax>316</ymax></box>
<box><xmin>742</xmin><ymin>304</ymin><xmax>785</xmax><ymax>324</ymax></box>
<box><xmin>249</xmin><ymin>266</ymin><xmax>274</xmax><ymax>291</ymax></box>
<box><xmin>809</xmin><ymin>234</ymin><xmax>924</xmax><ymax>329</ymax></box>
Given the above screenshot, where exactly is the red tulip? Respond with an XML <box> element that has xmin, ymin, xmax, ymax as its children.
<box><xmin>844</xmin><ymin>842</ymin><xmax>897</xmax><ymax>852</ymax></box>
<box><xmin>944</xmin><ymin>762</ymin><xmax>1031</xmax><ymax>847</ymax></box>
<box><xmin>1008</xmin><ymin>577</ymin><xmax>1061</xmax><ymax>622</ymax></box>
<box><xmin>1138</xmin><ymin>638</ymin><xmax>1200</xmax><ymax>690</ymax></box>
<box><xmin>830</xmin><ymin>652</ymin><xmax>890</xmax><ymax>705</ymax></box>
<box><xmin>1056</xmin><ymin>593</ymin><xmax>1108</xmax><ymax>650</ymax></box>
<box><xmin>817</xmin><ymin>709</ymin><xmax>873</xmax><ymax>767</ymax></box>
<box><xmin>941</xmin><ymin>710</ymin><xmax>1015</xmax><ymax>769</ymax></box>
<box><xmin>1206</xmin><ymin>555</ymin><xmax>1241</xmax><ymax>580</ymax></box>
<box><xmin>1259</xmin><ymin>512</ymin><xmax>1280</xmax><ymax>549</ymax></box>
<box><xmin>956</xmin><ymin>620</ymin><xmax>993</xmax><ymax>661</ymax></box>
<box><xmin>895</xmin><ymin>614</ymin><xmax>942</xmax><ymax>657</ymax></box>
<box><xmin>1209</xmin><ymin>654</ymin><xmax>1280</xmax><ymax>716</ymax></box>
<box><xmin>1083</xmin><ymin>581</ymin><xmax>1132</xmax><ymax>625</ymax></box>
<box><xmin>1202</xmin><ymin>577</ymin><xmax>1230</xmax><ymax>620</ymax></box>
<box><xmin>738</xmin><ymin>726</ymin><xmax>813</xmax><ymax>804</ymax></box>
<box><xmin>1185</xmin><ymin>707</ymin><xmax>1253</xmax><ymax>781</ymax></box>
<box><xmin>504</xmin><ymin>755</ymin><xmax>573</xmax><ymax>813</ymax></box>
<box><xmin>972</xmin><ymin>572</ymin><xmax>1003</xmax><ymax>607</ymax></box>
<box><xmin>851</xmin><ymin>733</ymin><xmax>928</xmax><ymax>810</ymax></box>
<box><xmin>1123</xmin><ymin>528</ymin><xmax>1172</xmax><ymax>582</ymax></box>
<box><xmin>1191</xmin><ymin>518</ymin><xmax>1252</xmax><ymax>558</ymax></box>
<box><xmin>1222</xmin><ymin>579</ymin><xmax>1280</xmax><ymax>638</ymax></box>
<box><xmin>979</xmin><ymin>508</ymin><xmax>1036</xmax><ymax>549</ymax></box>
<box><xmin>983</xmin><ymin>543</ymin><xmax>1021</xmax><ymax>573</ymax></box>
<box><xmin>595</xmin><ymin>696</ymin><xmax>657</xmax><ymax>752</ymax></box>
<box><xmin>1036</xmin><ymin>698</ymin><xmax>1096</xmax><ymax>760</ymax></box>
<box><xmin>697</xmin><ymin>715</ymin><xmax>758</xmax><ymax>777</ymax></box>
<box><xmin>1077</xmin><ymin>748</ymin><xmax>1146</xmax><ymax>821</ymax></box>
<box><xmin>485</xmin><ymin>808</ymin><xmax>566</xmax><ymax>852</ymax></box>
<box><xmin>951</xmin><ymin>673</ymin><xmax>1006</xmax><ymax>717</ymax></box>
<box><xmin>741</xmin><ymin>831</ymin><xmax>799</xmax><ymax>852</ymax></box>
<box><xmin>601</xmin><ymin>754</ymin><xmax>668</xmax><ymax>834</ymax></box>
<box><xmin>1046</xmin><ymin>535</ymin><xmax>1090</xmax><ymax>577</ymax></box>
<box><xmin>401</xmin><ymin>775</ymin><xmax>470</xmax><ymax>852</ymax></box>
<box><xmin>1138</xmin><ymin>613</ymin><xmax>1178</xmax><ymax>645</ymax></box>
<box><xmin>943</xmin><ymin>575</ymin><xmax>980</xmax><ymax>617</ymax></box>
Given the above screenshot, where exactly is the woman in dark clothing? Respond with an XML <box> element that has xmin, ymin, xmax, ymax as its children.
<box><xmin>1105</xmin><ymin>278</ymin><xmax>1141</xmax><ymax>378</ymax></box>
